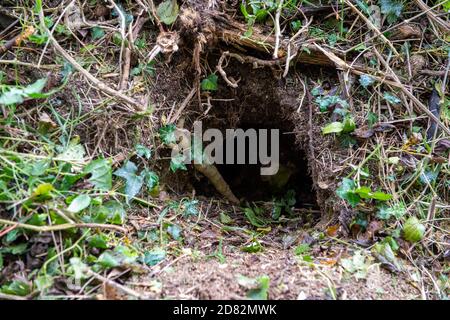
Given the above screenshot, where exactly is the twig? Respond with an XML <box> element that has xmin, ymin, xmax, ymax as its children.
<box><xmin>108</xmin><ymin>0</ymin><xmax>127</xmax><ymax>87</ymax></box>
<box><xmin>217</xmin><ymin>51</ymin><xmax>239</xmax><ymax>88</ymax></box>
<box><xmin>0</xmin><ymin>224</ymin><xmax>17</xmax><ymax>238</ymax></box>
<box><xmin>0</xmin><ymin>292</ymin><xmax>27</xmax><ymax>300</ymax></box>
<box><xmin>0</xmin><ymin>59</ymin><xmax>58</xmax><ymax>70</ymax></box>
<box><xmin>296</xmin><ymin>76</ymin><xmax>307</xmax><ymax>113</ymax></box>
<box><xmin>169</xmin><ymin>87</ymin><xmax>197</xmax><ymax>124</ymax></box>
<box><xmin>88</xmin><ymin>269</ymin><xmax>151</xmax><ymax>300</ymax></box>
<box><xmin>119</xmin><ymin>23</ymin><xmax>133</xmax><ymax>91</ymax></box>
<box><xmin>0</xmin><ymin>218</ymin><xmax>128</xmax><ymax>233</ymax></box>
<box><xmin>37</xmin><ymin>4</ymin><xmax>145</xmax><ymax>112</ymax></box>
<box><xmin>273</xmin><ymin>0</ymin><xmax>284</xmax><ymax>59</ymax></box>
<box><xmin>419</xmin><ymin>70</ymin><xmax>447</xmax><ymax>76</ymax></box>
<box><xmin>283</xmin><ymin>17</ymin><xmax>312</xmax><ymax>77</ymax></box>
<box><xmin>415</xmin><ymin>0</ymin><xmax>450</xmax><ymax>32</ymax></box>
<box><xmin>0</xmin><ymin>26</ymin><xmax>35</xmax><ymax>54</ymax></box>
<box><xmin>217</xmin><ymin>51</ymin><xmax>280</xmax><ymax>88</ymax></box>
<box><xmin>442</xmin><ymin>54</ymin><xmax>450</xmax><ymax>95</ymax></box>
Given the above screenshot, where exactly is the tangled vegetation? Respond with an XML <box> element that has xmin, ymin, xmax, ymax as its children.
<box><xmin>0</xmin><ymin>0</ymin><xmax>448</xmax><ymax>300</ymax></box>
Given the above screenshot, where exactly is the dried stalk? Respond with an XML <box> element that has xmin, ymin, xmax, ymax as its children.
<box><xmin>0</xmin><ymin>218</ymin><xmax>128</xmax><ymax>233</ymax></box>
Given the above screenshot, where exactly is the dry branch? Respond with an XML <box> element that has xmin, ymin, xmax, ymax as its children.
<box><xmin>0</xmin><ymin>26</ymin><xmax>34</xmax><ymax>54</ymax></box>
<box><xmin>173</xmin><ymin>127</ymin><xmax>239</xmax><ymax>205</ymax></box>
<box><xmin>0</xmin><ymin>218</ymin><xmax>128</xmax><ymax>233</ymax></box>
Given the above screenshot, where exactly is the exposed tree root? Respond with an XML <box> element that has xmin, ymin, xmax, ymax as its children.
<box><xmin>171</xmin><ymin>126</ymin><xmax>239</xmax><ymax>205</ymax></box>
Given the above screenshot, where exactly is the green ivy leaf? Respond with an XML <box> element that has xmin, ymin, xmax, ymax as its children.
<box><xmin>135</xmin><ymin>144</ymin><xmax>152</xmax><ymax>159</ymax></box>
<box><xmin>114</xmin><ymin>161</ymin><xmax>143</xmax><ymax>198</ymax></box>
<box><xmin>26</xmin><ymin>213</ymin><xmax>47</xmax><ymax>226</ymax></box>
<box><xmin>443</xmin><ymin>0</ymin><xmax>450</xmax><ymax>11</ymax></box>
<box><xmin>241</xmin><ymin>241</ymin><xmax>263</xmax><ymax>253</ymax></box>
<box><xmin>322</xmin><ymin>122</ymin><xmax>344</xmax><ymax>134</ymax></box>
<box><xmin>67</xmin><ymin>194</ymin><xmax>91</xmax><ymax>213</ymax></box>
<box><xmin>342</xmin><ymin>116</ymin><xmax>356</xmax><ymax>133</ymax></box>
<box><xmin>201</xmin><ymin>74</ymin><xmax>218</xmax><ymax>91</ymax></box>
<box><xmin>88</xmin><ymin>234</ymin><xmax>109</xmax><ymax>249</ymax></box>
<box><xmin>0</xmin><ymin>78</ymin><xmax>47</xmax><ymax>105</ymax></box>
<box><xmin>31</xmin><ymin>183</ymin><xmax>54</xmax><ymax>199</ymax></box>
<box><xmin>3</xmin><ymin>243</ymin><xmax>27</xmax><ymax>255</ymax></box>
<box><xmin>170</xmin><ymin>153</ymin><xmax>187</xmax><ymax>172</ymax></box>
<box><xmin>354</xmin><ymin>187</ymin><xmax>392</xmax><ymax>201</ymax></box>
<box><xmin>1</xmin><ymin>280</ymin><xmax>31</xmax><ymax>296</ymax></box>
<box><xmin>58</xmin><ymin>141</ymin><xmax>85</xmax><ymax>163</ymax></box>
<box><xmin>182</xmin><ymin>199</ymin><xmax>199</xmax><ymax>217</ymax></box>
<box><xmin>97</xmin><ymin>251</ymin><xmax>122</xmax><ymax>268</ymax></box>
<box><xmin>336</xmin><ymin>178</ymin><xmax>360</xmax><ymax>207</ymax></box>
<box><xmin>359</xmin><ymin>74</ymin><xmax>375</xmax><ymax>88</ymax></box>
<box><xmin>159</xmin><ymin>124</ymin><xmax>177</xmax><ymax>145</ymax></box>
<box><xmin>291</xmin><ymin>20</ymin><xmax>302</xmax><ymax>32</ymax></box>
<box><xmin>383</xmin><ymin>92</ymin><xmax>401</xmax><ymax>104</ymax></box>
<box><xmin>70</xmin><ymin>258</ymin><xmax>89</xmax><ymax>280</ymax></box>
<box><xmin>35</xmin><ymin>275</ymin><xmax>53</xmax><ymax>292</ymax></box>
<box><xmin>315</xmin><ymin>95</ymin><xmax>348</xmax><ymax>112</ymax></box>
<box><xmin>373</xmin><ymin>242</ymin><xmax>402</xmax><ymax>271</ymax></box>
<box><xmin>103</xmin><ymin>200</ymin><xmax>126</xmax><ymax>224</ymax></box>
<box><xmin>97</xmin><ymin>246</ymin><xmax>138</xmax><ymax>269</ymax></box>
<box><xmin>219</xmin><ymin>212</ymin><xmax>233</xmax><ymax>224</ymax></box>
<box><xmin>167</xmin><ymin>224</ymin><xmax>182</xmax><ymax>240</ymax></box>
<box><xmin>83</xmin><ymin>158</ymin><xmax>112</xmax><ymax>191</ymax></box>
<box><xmin>244</xmin><ymin>206</ymin><xmax>266</xmax><ymax>227</ymax></box>
<box><xmin>91</xmin><ymin>27</ymin><xmax>105</xmax><ymax>40</ymax></box>
<box><xmin>141</xmin><ymin>169</ymin><xmax>159</xmax><ymax>191</ymax></box>
<box><xmin>377</xmin><ymin>203</ymin><xmax>406</xmax><ymax>220</ymax></box>
<box><xmin>143</xmin><ymin>248</ymin><xmax>166</xmax><ymax>266</ymax></box>
<box><xmin>294</xmin><ymin>244</ymin><xmax>310</xmax><ymax>255</ymax></box>
<box><xmin>369</xmin><ymin>191</ymin><xmax>393</xmax><ymax>201</ymax></box>
<box><xmin>237</xmin><ymin>275</ymin><xmax>270</xmax><ymax>300</ymax></box>
<box><xmin>379</xmin><ymin>0</ymin><xmax>403</xmax><ymax>24</ymax></box>
<box><xmin>157</xmin><ymin>0</ymin><xmax>179</xmax><ymax>25</ymax></box>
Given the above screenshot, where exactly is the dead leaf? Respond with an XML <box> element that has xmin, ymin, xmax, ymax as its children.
<box><xmin>102</xmin><ymin>282</ymin><xmax>123</xmax><ymax>300</ymax></box>
<box><xmin>435</xmin><ymin>139</ymin><xmax>450</xmax><ymax>155</ymax></box>
<box><xmin>373</xmin><ymin>123</ymin><xmax>396</xmax><ymax>132</ymax></box>
<box><xmin>39</xmin><ymin>112</ymin><xmax>57</xmax><ymax>127</ymax></box>
<box><xmin>410</xmin><ymin>55</ymin><xmax>426</xmax><ymax>77</ymax></box>
<box><xmin>391</xmin><ymin>24</ymin><xmax>421</xmax><ymax>40</ymax></box>
<box><xmin>317</xmin><ymin>181</ymin><xmax>329</xmax><ymax>189</ymax></box>
<box><xmin>320</xmin><ymin>258</ymin><xmax>338</xmax><ymax>266</ymax></box>
<box><xmin>353</xmin><ymin>126</ymin><xmax>375</xmax><ymax>139</ymax></box>
<box><xmin>326</xmin><ymin>224</ymin><xmax>340</xmax><ymax>237</ymax></box>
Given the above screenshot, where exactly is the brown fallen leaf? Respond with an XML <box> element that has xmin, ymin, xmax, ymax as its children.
<box><xmin>353</xmin><ymin>126</ymin><xmax>375</xmax><ymax>139</ymax></box>
<box><xmin>390</xmin><ymin>24</ymin><xmax>421</xmax><ymax>40</ymax></box>
<box><xmin>435</xmin><ymin>139</ymin><xmax>450</xmax><ymax>154</ymax></box>
<box><xmin>320</xmin><ymin>258</ymin><xmax>338</xmax><ymax>266</ymax></box>
<box><xmin>326</xmin><ymin>224</ymin><xmax>340</xmax><ymax>237</ymax></box>
<box><xmin>410</xmin><ymin>54</ymin><xmax>427</xmax><ymax>77</ymax></box>
<box><xmin>365</xmin><ymin>220</ymin><xmax>384</xmax><ymax>239</ymax></box>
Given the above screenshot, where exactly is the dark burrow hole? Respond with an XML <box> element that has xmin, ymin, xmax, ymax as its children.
<box><xmin>191</xmin><ymin>123</ymin><xmax>318</xmax><ymax>210</ymax></box>
<box><xmin>215</xmin><ymin>123</ymin><xmax>318</xmax><ymax>210</ymax></box>
<box><xmin>189</xmin><ymin>57</ymin><xmax>320</xmax><ymax>210</ymax></box>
